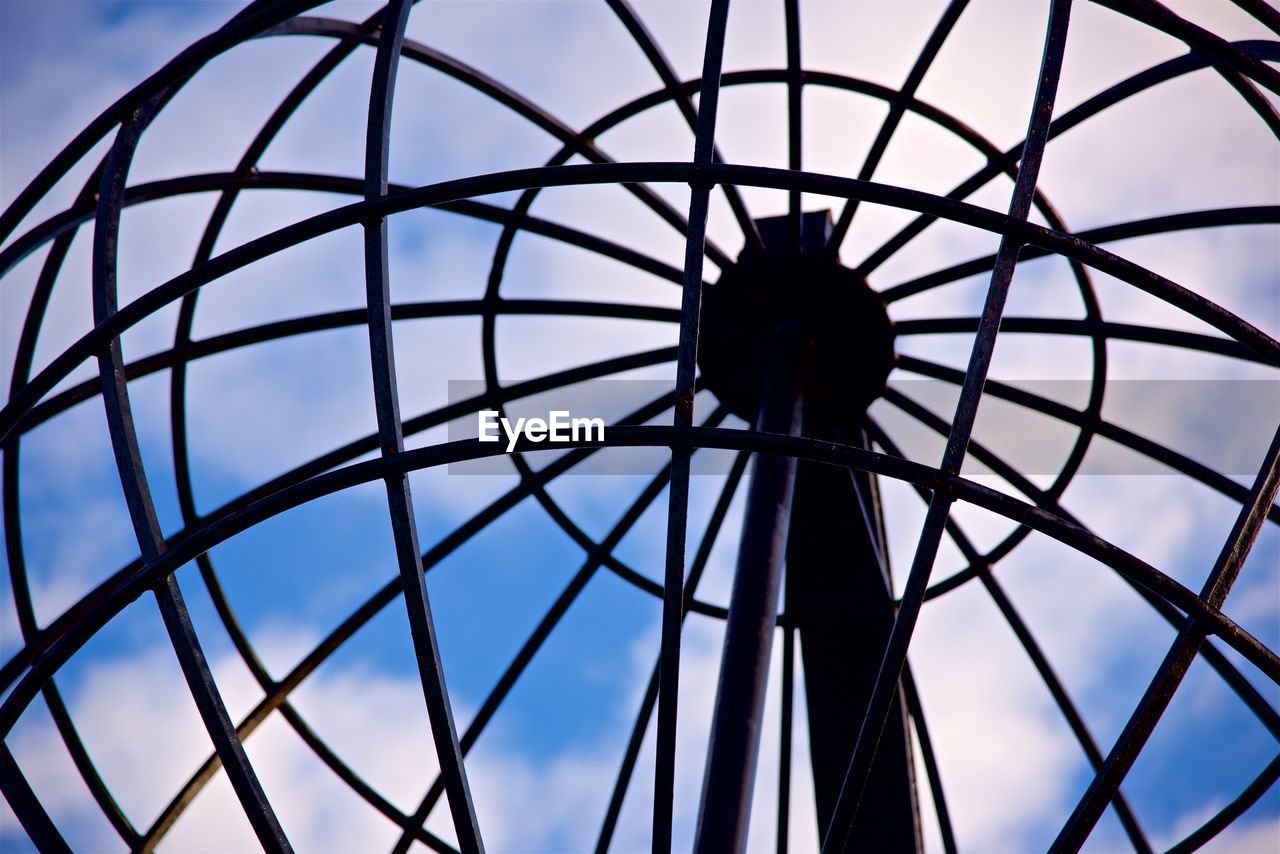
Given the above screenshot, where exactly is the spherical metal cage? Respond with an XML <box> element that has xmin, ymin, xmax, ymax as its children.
<box><xmin>1</xmin><ymin>0</ymin><xmax>1278</xmax><ymax>851</ymax></box>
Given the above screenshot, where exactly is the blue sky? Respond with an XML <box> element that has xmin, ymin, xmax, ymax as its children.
<box><xmin>1</xmin><ymin>0</ymin><xmax>1278</xmax><ymax>851</ymax></box>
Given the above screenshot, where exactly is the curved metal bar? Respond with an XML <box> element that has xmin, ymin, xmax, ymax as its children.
<box><xmin>360</xmin><ymin>6</ymin><xmax>483</xmax><ymax>848</ymax></box>
<box><xmin>110</xmin><ymin>14</ymin><xmax>429</xmax><ymax>845</ymax></box>
<box><xmin>895</xmin><ymin>315</ymin><xmax>1271</xmax><ymax>364</ymax></box>
<box><xmin>127</xmin><ymin>11</ymin><xmax>403</xmax><ymax>842</ymax></box>
<box><xmin>0</xmin><ymin>29</ymin><xmax>244</xmax><ymax>843</ymax></box>
<box><xmin>0</xmin><ymin>346</ymin><xmax>688</xmax><ymax>703</ymax></box>
<box><xmin>41</xmin><ymin>688</ymin><xmax>141</xmax><ymax>845</ymax></box>
<box><xmin>1096</xmin><ymin>0</ymin><xmax>1280</xmax><ymax>94</ymax></box>
<box><xmin>7</xmin><ymin>161</ymin><xmax>1279</xmax><ymax>452</ymax></box>
<box><xmin>1212</xmin><ymin>64</ymin><xmax>1280</xmax><ymax>139</ymax></box>
<box><xmin>89</xmin><ymin>87</ymin><xmax>291</xmax><ymax>850</ymax></box>
<box><xmin>390</xmin><ymin>406</ymin><xmax>728</xmax><ymax>853</ymax></box>
<box><xmin>263</xmin><ymin>15</ymin><xmax>732</xmax><ymax>272</ymax></box>
<box><xmin>605</xmin><ymin>0</ymin><xmax>763</xmax><ymax>253</ymax></box>
<box><xmin>896</xmin><ymin>354</ymin><xmax>1280</xmax><ymax>527</ymax></box>
<box><xmin>6</xmin><ymin>426</ymin><xmax>1279</xmax><ymax>749</ymax></box>
<box><xmin>826</xmin><ymin>0</ymin><xmax>969</xmax><ymax>253</ymax></box>
<box><xmin>654</xmin><ymin>5</ymin><xmax>731</xmax><ymax>848</ymax></box>
<box><xmin>1052</xmin><ymin>422</ymin><xmax>1280</xmax><ymax>849</ymax></box>
<box><xmin>823</xmin><ymin>5</ymin><xmax>1074</xmax><ymax>848</ymax></box>
<box><xmin>156</xmin><ymin>26</ymin><xmax>418</xmax><ymax>834</ymax></box>
<box><xmin>1167</xmin><ymin>753</ymin><xmax>1280</xmax><ymax>854</ymax></box>
<box><xmin>145</xmin><ymin>11</ymin><xmax>449</xmax><ymax>844</ymax></box>
<box><xmin>1229</xmin><ymin>0</ymin><xmax>1280</xmax><ymax>35</ymax></box>
<box><xmin>141</xmin><ymin>387</ymin><xmax>687</xmax><ymax>850</ymax></box>
<box><xmin>21</xmin><ymin>299</ymin><xmax>676</xmax><ymax>435</ymax></box>
<box><xmin>881</xmin><ymin>205</ymin><xmax>1280</xmax><ymax>304</ymax></box>
<box><xmin>0</xmin><ymin>0</ymin><xmax>327</xmax><ymax>245</ymax></box>
<box><xmin>856</xmin><ymin>41</ymin><xmax>1280</xmax><ymax>277</ymax></box>
<box><xmin>1</xmin><ymin>181</ymin><xmax>141</xmax><ymax>843</ymax></box>
<box><xmin>0</xmin><ymin>172</ymin><xmax>685</xmax><ymax>286</ymax></box>
<box><xmin>595</xmin><ymin>450</ymin><xmax>750</xmax><ymax>854</ymax></box>
<box><xmin>0</xmin><ymin>744</ymin><xmax>70</xmax><ymax>852</ymax></box>
<box><xmin>879</xmin><ymin>392</ymin><xmax>1153</xmax><ymax>849</ymax></box>
<box><xmin>899</xmin><ymin>664</ymin><xmax>958</xmax><ymax>854</ymax></box>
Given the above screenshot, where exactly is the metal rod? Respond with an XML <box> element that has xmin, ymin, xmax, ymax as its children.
<box><xmin>789</xmin><ymin>426</ymin><xmax>920</xmax><ymax>850</ymax></box>
<box><xmin>10</xmin><ymin>153</ymin><xmax>1280</xmax><ymax>450</ymax></box>
<box><xmin>881</xmin><ymin>206</ymin><xmax>1279</xmax><ymax>304</ymax></box>
<box><xmin>775</xmin><ymin>621</ymin><xmax>795</xmax><ymax>854</ymax></box>
<box><xmin>595</xmin><ymin>451</ymin><xmax>751</xmax><ymax>854</ymax></box>
<box><xmin>870</xmin><ymin>417</ymin><xmax>1151</xmax><ymax>851</ymax></box>
<box><xmin>654</xmin><ymin>3</ymin><xmax>732</xmax><ymax>849</ymax></box>
<box><xmin>785</xmin><ymin>0</ymin><xmax>802</xmax><ymax>253</ymax></box>
<box><xmin>896</xmin><ymin>355</ymin><xmax>1280</xmax><ymax>526</ymax></box>
<box><xmin>6</xmin><ymin>423</ymin><xmax>1280</xmax><ymax>748</ymax></box>
<box><xmin>1051</xmin><ymin>420</ymin><xmax>1280</xmax><ymax>850</ymax></box>
<box><xmin>147</xmin><ymin>388</ymin><xmax>691</xmax><ymax>851</ymax></box>
<box><xmin>391</xmin><ymin>406</ymin><xmax>729</xmax><ymax>852</ymax></box>
<box><xmin>694</xmin><ymin>322</ymin><xmax>807</xmax><ymax>853</ymax></box>
<box><xmin>0</xmin><ymin>745</ymin><xmax>70</xmax><ymax>852</ymax></box>
<box><xmin>360</xmin><ymin>2</ymin><xmax>482</xmax><ymax>849</ymax></box>
<box><xmin>605</xmin><ymin>0</ymin><xmax>763</xmax><ymax>253</ymax></box>
<box><xmin>823</xmin><ymin>4</ymin><xmax>1075</xmax><ymax>846</ymax></box>
<box><xmin>900</xmin><ymin>666</ymin><xmax>957</xmax><ymax>854</ymax></box>
<box><xmin>1168</xmin><ymin>753</ymin><xmax>1280</xmax><ymax>853</ymax></box>
<box><xmin>827</xmin><ymin>0</ymin><xmax>969</xmax><ymax>255</ymax></box>
<box><xmin>854</xmin><ymin>38</ymin><xmax>1280</xmax><ymax>278</ymax></box>
<box><xmin>89</xmin><ymin>84</ymin><xmax>292</xmax><ymax>854</ymax></box>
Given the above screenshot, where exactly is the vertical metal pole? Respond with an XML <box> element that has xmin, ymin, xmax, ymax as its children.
<box><xmin>654</xmin><ymin>5</ymin><xmax>732</xmax><ymax>849</ymax></box>
<box><xmin>694</xmin><ymin>322</ymin><xmax>808</xmax><ymax>853</ymax></box>
<box><xmin>786</xmin><ymin>424</ymin><xmax>920</xmax><ymax>849</ymax></box>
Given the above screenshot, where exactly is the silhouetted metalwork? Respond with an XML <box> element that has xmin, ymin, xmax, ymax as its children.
<box><xmin>1</xmin><ymin>0</ymin><xmax>1278</xmax><ymax>851</ymax></box>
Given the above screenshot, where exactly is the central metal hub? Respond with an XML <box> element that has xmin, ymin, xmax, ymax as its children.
<box><xmin>697</xmin><ymin>234</ymin><xmax>895</xmax><ymax>428</ymax></box>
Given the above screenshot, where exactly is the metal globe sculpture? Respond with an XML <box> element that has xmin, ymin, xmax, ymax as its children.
<box><xmin>1</xmin><ymin>0</ymin><xmax>1277</xmax><ymax>851</ymax></box>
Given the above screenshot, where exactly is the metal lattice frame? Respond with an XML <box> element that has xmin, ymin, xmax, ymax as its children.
<box><xmin>1</xmin><ymin>0</ymin><xmax>1278</xmax><ymax>851</ymax></box>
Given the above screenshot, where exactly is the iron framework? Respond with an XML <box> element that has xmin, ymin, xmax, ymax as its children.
<box><xmin>1</xmin><ymin>0</ymin><xmax>1279</xmax><ymax>851</ymax></box>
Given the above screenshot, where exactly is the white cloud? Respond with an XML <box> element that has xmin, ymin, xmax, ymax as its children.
<box><xmin>1</xmin><ymin>615</ymin><xmax>802</xmax><ymax>852</ymax></box>
<box><xmin>1158</xmin><ymin>803</ymin><xmax>1280</xmax><ymax>853</ymax></box>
